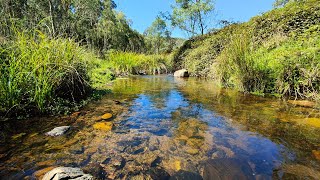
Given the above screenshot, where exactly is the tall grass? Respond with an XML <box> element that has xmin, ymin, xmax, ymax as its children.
<box><xmin>0</xmin><ymin>29</ymin><xmax>99</xmax><ymax>116</ymax></box>
<box><xmin>215</xmin><ymin>28</ymin><xmax>272</xmax><ymax>93</ymax></box>
<box><xmin>0</xmin><ymin>28</ymin><xmax>172</xmax><ymax>117</ymax></box>
<box><xmin>215</xmin><ymin>25</ymin><xmax>320</xmax><ymax>99</ymax></box>
<box><xmin>261</xmin><ymin>25</ymin><xmax>320</xmax><ymax>99</ymax></box>
<box><xmin>175</xmin><ymin>0</ymin><xmax>320</xmax><ymax>100</ymax></box>
<box><xmin>107</xmin><ymin>51</ymin><xmax>172</xmax><ymax>76</ymax></box>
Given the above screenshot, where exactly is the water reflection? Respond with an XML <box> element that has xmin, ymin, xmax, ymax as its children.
<box><xmin>110</xmin><ymin>76</ymin><xmax>304</xmax><ymax>177</ymax></box>
<box><xmin>0</xmin><ymin>75</ymin><xmax>319</xmax><ymax>179</ymax></box>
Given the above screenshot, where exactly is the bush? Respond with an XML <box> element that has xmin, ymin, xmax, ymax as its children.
<box><xmin>215</xmin><ymin>24</ymin><xmax>320</xmax><ymax>99</ymax></box>
<box><xmin>0</xmin><ymin>30</ymin><xmax>99</xmax><ymax>116</ymax></box>
<box><xmin>174</xmin><ymin>0</ymin><xmax>320</xmax><ymax>100</ymax></box>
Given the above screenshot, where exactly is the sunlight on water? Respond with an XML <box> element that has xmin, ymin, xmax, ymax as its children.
<box><xmin>0</xmin><ymin>76</ymin><xmax>320</xmax><ymax>179</ymax></box>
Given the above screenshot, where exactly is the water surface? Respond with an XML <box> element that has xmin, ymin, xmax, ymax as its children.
<box><xmin>1</xmin><ymin>76</ymin><xmax>320</xmax><ymax>179</ymax></box>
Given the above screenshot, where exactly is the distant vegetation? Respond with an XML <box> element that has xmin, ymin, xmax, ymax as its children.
<box><xmin>174</xmin><ymin>0</ymin><xmax>320</xmax><ymax>100</ymax></box>
<box><xmin>0</xmin><ymin>0</ymin><xmax>145</xmax><ymax>53</ymax></box>
<box><xmin>0</xmin><ymin>0</ymin><xmax>319</xmax><ymax>117</ymax></box>
<box><xmin>0</xmin><ymin>28</ymin><xmax>177</xmax><ymax>117</ymax></box>
<box><xmin>108</xmin><ymin>51</ymin><xmax>173</xmax><ymax>76</ymax></box>
<box><xmin>0</xmin><ymin>0</ymin><xmax>180</xmax><ymax>117</ymax></box>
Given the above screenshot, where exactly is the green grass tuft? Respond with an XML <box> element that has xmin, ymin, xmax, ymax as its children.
<box><xmin>0</xmin><ymin>29</ymin><xmax>112</xmax><ymax>116</ymax></box>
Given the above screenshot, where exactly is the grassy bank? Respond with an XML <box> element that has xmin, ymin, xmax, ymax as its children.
<box><xmin>0</xmin><ymin>29</ymin><xmax>173</xmax><ymax>117</ymax></box>
<box><xmin>107</xmin><ymin>51</ymin><xmax>173</xmax><ymax>76</ymax></box>
<box><xmin>174</xmin><ymin>0</ymin><xmax>320</xmax><ymax>100</ymax></box>
<box><xmin>0</xmin><ymin>30</ymin><xmax>108</xmax><ymax>117</ymax></box>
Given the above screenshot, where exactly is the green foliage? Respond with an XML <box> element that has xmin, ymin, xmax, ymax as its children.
<box><xmin>88</xmin><ymin>58</ymin><xmax>115</xmax><ymax>89</ymax></box>
<box><xmin>107</xmin><ymin>51</ymin><xmax>172</xmax><ymax>76</ymax></box>
<box><xmin>214</xmin><ymin>23</ymin><xmax>320</xmax><ymax>98</ymax></box>
<box><xmin>174</xmin><ymin>0</ymin><xmax>320</xmax><ymax>100</ymax></box>
<box><xmin>171</xmin><ymin>0</ymin><xmax>215</xmax><ymax>36</ymax></box>
<box><xmin>0</xmin><ymin>29</ymin><xmax>112</xmax><ymax>116</ymax></box>
<box><xmin>273</xmin><ymin>0</ymin><xmax>302</xmax><ymax>8</ymax></box>
<box><xmin>144</xmin><ymin>16</ymin><xmax>171</xmax><ymax>54</ymax></box>
<box><xmin>216</xmin><ymin>28</ymin><xmax>274</xmax><ymax>93</ymax></box>
<box><xmin>173</xmin><ymin>24</ymin><xmax>237</xmax><ymax>76</ymax></box>
<box><xmin>0</xmin><ymin>0</ymin><xmax>146</xmax><ymax>53</ymax></box>
<box><xmin>252</xmin><ymin>25</ymin><xmax>320</xmax><ymax>99</ymax></box>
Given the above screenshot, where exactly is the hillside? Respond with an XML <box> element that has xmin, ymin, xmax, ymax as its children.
<box><xmin>173</xmin><ymin>0</ymin><xmax>320</xmax><ymax>100</ymax></box>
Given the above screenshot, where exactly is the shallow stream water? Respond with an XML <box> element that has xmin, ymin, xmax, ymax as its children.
<box><xmin>1</xmin><ymin>76</ymin><xmax>320</xmax><ymax>179</ymax></box>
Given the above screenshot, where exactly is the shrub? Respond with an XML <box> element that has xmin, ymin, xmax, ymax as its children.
<box><xmin>174</xmin><ymin>0</ymin><xmax>320</xmax><ymax>100</ymax></box>
<box><xmin>0</xmin><ymin>30</ymin><xmax>98</xmax><ymax>116</ymax></box>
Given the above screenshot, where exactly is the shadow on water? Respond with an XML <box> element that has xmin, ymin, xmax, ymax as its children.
<box><xmin>0</xmin><ymin>75</ymin><xmax>320</xmax><ymax>179</ymax></box>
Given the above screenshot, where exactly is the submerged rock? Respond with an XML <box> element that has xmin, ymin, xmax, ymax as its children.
<box><xmin>150</xmin><ymin>156</ymin><xmax>162</xmax><ymax>167</ymax></box>
<box><xmin>101</xmin><ymin>113</ymin><xmax>113</xmax><ymax>120</ymax></box>
<box><xmin>174</xmin><ymin>69</ymin><xmax>189</xmax><ymax>77</ymax></box>
<box><xmin>45</xmin><ymin>126</ymin><xmax>70</xmax><ymax>136</ymax></box>
<box><xmin>93</xmin><ymin>122</ymin><xmax>113</xmax><ymax>131</ymax></box>
<box><xmin>33</xmin><ymin>166</ymin><xmax>56</xmax><ymax>179</ymax></box>
<box><xmin>170</xmin><ymin>170</ymin><xmax>203</xmax><ymax>180</ymax></box>
<box><xmin>42</xmin><ymin>167</ymin><xmax>93</xmax><ymax>180</ymax></box>
<box><xmin>100</xmin><ymin>156</ymin><xmax>127</xmax><ymax>173</ymax></box>
<box><xmin>288</xmin><ymin>100</ymin><xmax>316</xmax><ymax>108</ymax></box>
<box><xmin>82</xmin><ymin>163</ymin><xmax>106</xmax><ymax>179</ymax></box>
<box><xmin>174</xmin><ymin>160</ymin><xmax>181</xmax><ymax>171</ymax></box>
<box><xmin>312</xmin><ymin>150</ymin><xmax>320</xmax><ymax>161</ymax></box>
<box><xmin>36</xmin><ymin>160</ymin><xmax>56</xmax><ymax>167</ymax></box>
<box><xmin>185</xmin><ymin>147</ymin><xmax>199</xmax><ymax>155</ymax></box>
<box><xmin>70</xmin><ymin>112</ymin><xmax>81</xmax><ymax>119</ymax></box>
<box><xmin>202</xmin><ymin>158</ymin><xmax>254</xmax><ymax>180</ymax></box>
<box><xmin>282</xmin><ymin>164</ymin><xmax>320</xmax><ymax>179</ymax></box>
<box><xmin>110</xmin><ymin>156</ymin><xmax>126</xmax><ymax>170</ymax></box>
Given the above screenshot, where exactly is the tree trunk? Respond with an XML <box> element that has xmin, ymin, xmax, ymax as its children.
<box><xmin>48</xmin><ymin>0</ymin><xmax>56</xmax><ymax>36</ymax></box>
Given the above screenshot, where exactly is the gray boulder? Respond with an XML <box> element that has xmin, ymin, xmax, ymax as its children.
<box><xmin>42</xmin><ymin>167</ymin><xmax>93</xmax><ymax>180</ymax></box>
<box><xmin>45</xmin><ymin>126</ymin><xmax>70</xmax><ymax>136</ymax></box>
<box><xmin>174</xmin><ymin>69</ymin><xmax>189</xmax><ymax>77</ymax></box>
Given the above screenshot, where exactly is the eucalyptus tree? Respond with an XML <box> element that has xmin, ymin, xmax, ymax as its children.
<box><xmin>0</xmin><ymin>0</ymin><xmax>145</xmax><ymax>52</ymax></box>
<box><xmin>171</xmin><ymin>0</ymin><xmax>215</xmax><ymax>37</ymax></box>
<box><xmin>144</xmin><ymin>16</ymin><xmax>171</xmax><ymax>54</ymax></box>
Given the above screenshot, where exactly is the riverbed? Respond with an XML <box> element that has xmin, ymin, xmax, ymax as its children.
<box><xmin>1</xmin><ymin>76</ymin><xmax>320</xmax><ymax>179</ymax></box>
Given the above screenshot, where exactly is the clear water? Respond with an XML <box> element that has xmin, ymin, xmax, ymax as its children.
<box><xmin>0</xmin><ymin>76</ymin><xmax>320</xmax><ymax>179</ymax></box>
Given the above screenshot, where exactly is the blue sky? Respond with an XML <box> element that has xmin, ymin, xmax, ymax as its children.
<box><xmin>114</xmin><ymin>0</ymin><xmax>275</xmax><ymax>38</ymax></box>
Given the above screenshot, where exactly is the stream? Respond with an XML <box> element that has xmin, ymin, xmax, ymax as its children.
<box><xmin>1</xmin><ymin>75</ymin><xmax>320</xmax><ymax>179</ymax></box>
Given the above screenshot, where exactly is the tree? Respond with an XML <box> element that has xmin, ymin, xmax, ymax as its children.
<box><xmin>273</xmin><ymin>0</ymin><xmax>302</xmax><ymax>7</ymax></box>
<box><xmin>0</xmin><ymin>0</ymin><xmax>145</xmax><ymax>53</ymax></box>
<box><xmin>171</xmin><ymin>0</ymin><xmax>215</xmax><ymax>37</ymax></box>
<box><xmin>144</xmin><ymin>16</ymin><xmax>170</xmax><ymax>54</ymax></box>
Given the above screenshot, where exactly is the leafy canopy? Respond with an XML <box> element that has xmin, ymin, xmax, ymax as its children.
<box><xmin>171</xmin><ymin>0</ymin><xmax>215</xmax><ymax>37</ymax></box>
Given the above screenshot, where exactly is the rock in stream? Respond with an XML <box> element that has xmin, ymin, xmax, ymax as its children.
<box><xmin>45</xmin><ymin>126</ymin><xmax>70</xmax><ymax>136</ymax></box>
<box><xmin>42</xmin><ymin>167</ymin><xmax>93</xmax><ymax>180</ymax></box>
